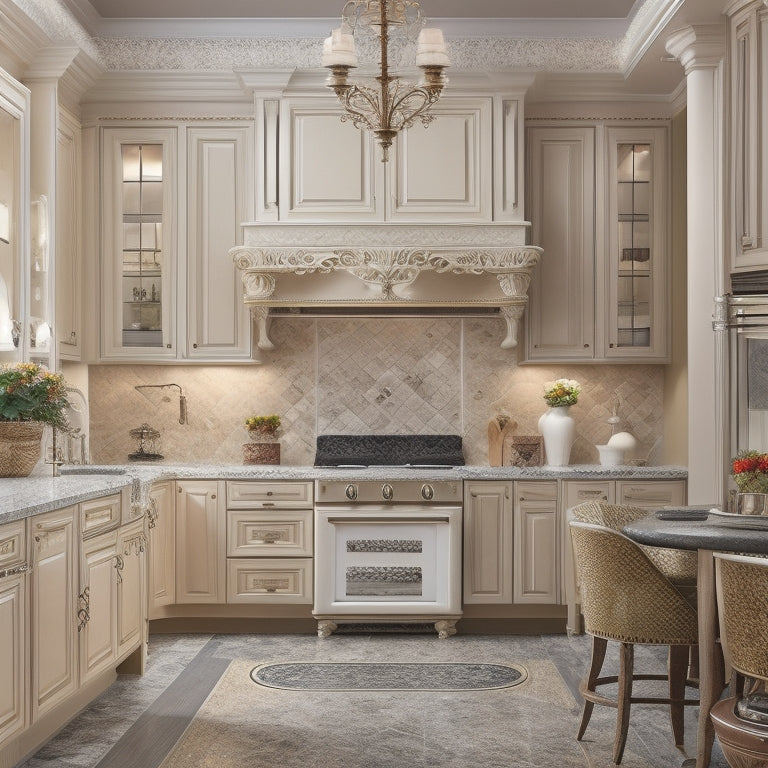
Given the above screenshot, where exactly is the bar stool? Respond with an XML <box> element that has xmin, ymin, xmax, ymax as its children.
<box><xmin>569</xmin><ymin>521</ymin><xmax>699</xmax><ymax>764</ymax></box>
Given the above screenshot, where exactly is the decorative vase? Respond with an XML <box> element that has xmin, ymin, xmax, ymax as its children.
<box><xmin>537</xmin><ymin>406</ymin><xmax>575</xmax><ymax>467</ymax></box>
<box><xmin>0</xmin><ymin>421</ymin><xmax>45</xmax><ymax>477</ymax></box>
<box><xmin>734</xmin><ymin>492</ymin><xmax>768</xmax><ymax>517</ymax></box>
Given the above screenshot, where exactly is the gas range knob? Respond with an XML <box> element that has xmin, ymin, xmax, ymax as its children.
<box><xmin>345</xmin><ymin>484</ymin><xmax>358</xmax><ymax>501</ymax></box>
<box><xmin>421</xmin><ymin>484</ymin><xmax>434</xmax><ymax>501</ymax></box>
<box><xmin>382</xmin><ymin>483</ymin><xmax>394</xmax><ymax>501</ymax></box>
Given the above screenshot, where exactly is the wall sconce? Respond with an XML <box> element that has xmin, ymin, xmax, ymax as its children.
<box><xmin>0</xmin><ymin>201</ymin><xmax>9</xmax><ymax>244</ymax></box>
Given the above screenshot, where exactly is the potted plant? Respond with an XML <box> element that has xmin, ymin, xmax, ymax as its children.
<box><xmin>731</xmin><ymin>450</ymin><xmax>768</xmax><ymax>515</ymax></box>
<box><xmin>0</xmin><ymin>362</ymin><xmax>70</xmax><ymax>476</ymax></box>
<box><xmin>243</xmin><ymin>414</ymin><xmax>281</xmax><ymax>465</ymax></box>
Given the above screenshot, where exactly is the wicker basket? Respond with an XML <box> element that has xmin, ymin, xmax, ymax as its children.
<box><xmin>243</xmin><ymin>442</ymin><xmax>280</xmax><ymax>465</ymax></box>
<box><xmin>0</xmin><ymin>421</ymin><xmax>45</xmax><ymax>477</ymax></box>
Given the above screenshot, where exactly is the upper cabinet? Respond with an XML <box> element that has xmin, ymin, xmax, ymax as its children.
<box><xmin>524</xmin><ymin>123</ymin><xmax>670</xmax><ymax>363</ymax></box>
<box><xmin>100</xmin><ymin>123</ymin><xmax>253</xmax><ymax>362</ymax></box>
<box><xmin>728</xmin><ymin>0</ymin><xmax>768</xmax><ymax>273</ymax></box>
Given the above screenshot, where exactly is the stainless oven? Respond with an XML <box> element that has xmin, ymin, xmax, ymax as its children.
<box><xmin>313</xmin><ymin>479</ymin><xmax>462</xmax><ymax>638</ymax></box>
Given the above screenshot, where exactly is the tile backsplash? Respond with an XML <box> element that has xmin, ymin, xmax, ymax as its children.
<box><xmin>89</xmin><ymin>316</ymin><xmax>664</xmax><ymax>466</ymax></box>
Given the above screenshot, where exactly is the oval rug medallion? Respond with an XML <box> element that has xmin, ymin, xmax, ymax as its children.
<box><xmin>251</xmin><ymin>662</ymin><xmax>528</xmax><ymax>691</ymax></box>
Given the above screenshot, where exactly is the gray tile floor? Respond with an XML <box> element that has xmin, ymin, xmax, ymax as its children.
<box><xmin>16</xmin><ymin>631</ymin><xmax>727</xmax><ymax>768</ymax></box>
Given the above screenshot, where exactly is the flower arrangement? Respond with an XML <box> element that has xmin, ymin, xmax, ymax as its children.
<box><xmin>543</xmin><ymin>378</ymin><xmax>581</xmax><ymax>408</ymax></box>
<box><xmin>244</xmin><ymin>414</ymin><xmax>281</xmax><ymax>433</ymax></box>
<box><xmin>0</xmin><ymin>362</ymin><xmax>70</xmax><ymax>428</ymax></box>
<box><xmin>731</xmin><ymin>450</ymin><xmax>768</xmax><ymax>494</ymax></box>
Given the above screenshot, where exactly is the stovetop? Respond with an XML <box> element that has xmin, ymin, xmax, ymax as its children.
<box><xmin>314</xmin><ymin>434</ymin><xmax>465</xmax><ymax>468</ymax></box>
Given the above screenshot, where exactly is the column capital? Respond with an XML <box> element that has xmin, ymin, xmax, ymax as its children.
<box><xmin>665</xmin><ymin>24</ymin><xmax>725</xmax><ymax>74</ymax></box>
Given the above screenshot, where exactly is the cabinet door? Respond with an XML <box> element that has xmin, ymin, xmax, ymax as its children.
<box><xmin>176</xmin><ymin>481</ymin><xmax>226</xmax><ymax>603</ymax></box>
<box><xmin>101</xmin><ymin>127</ymin><xmax>177</xmax><ymax>360</ymax></box>
<box><xmin>463</xmin><ymin>482</ymin><xmax>513</xmax><ymax>604</ymax></box>
<box><xmin>79</xmin><ymin>530</ymin><xmax>119</xmax><ymax>684</ymax></box>
<box><xmin>0</xmin><ymin>571</ymin><xmax>26</xmax><ymax>745</ymax></box>
<box><xmin>55</xmin><ymin>109</ymin><xmax>82</xmax><ymax>361</ymax></box>
<box><xmin>603</xmin><ymin>127</ymin><xmax>669</xmax><ymax>360</ymax></box>
<box><xmin>616</xmin><ymin>479</ymin><xmax>686</xmax><ymax>508</ymax></box>
<box><xmin>186</xmin><ymin>126</ymin><xmax>253</xmax><ymax>360</ymax></box>
<box><xmin>117</xmin><ymin>519</ymin><xmax>146</xmax><ymax>660</ymax></box>
<box><xmin>387</xmin><ymin>97</ymin><xmax>492</xmax><ymax>222</ymax></box>
<box><xmin>513</xmin><ymin>481</ymin><xmax>559</xmax><ymax>604</ymax></box>
<box><xmin>279</xmin><ymin>100</ymin><xmax>381</xmax><ymax>221</ymax></box>
<box><xmin>525</xmin><ymin>127</ymin><xmax>596</xmax><ymax>360</ymax></box>
<box><xmin>30</xmin><ymin>507</ymin><xmax>78</xmax><ymax>719</ymax></box>
<box><xmin>148</xmin><ymin>480</ymin><xmax>175</xmax><ymax>616</ymax></box>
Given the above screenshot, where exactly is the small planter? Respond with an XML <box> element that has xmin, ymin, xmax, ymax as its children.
<box><xmin>0</xmin><ymin>421</ymin><xmax>45</xmax><ymax>477</ymax></box>
<box><xmin>247</xmin><ymin>426</ymin><xmax>279</xmax><ymax>442</ymax></box>
<box><xmin>243</xmin><ymin>441</ymin><xmax>280</xmax><ymax>465</ymax></box>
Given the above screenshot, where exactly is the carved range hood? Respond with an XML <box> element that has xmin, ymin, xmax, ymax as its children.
<box><xmin>231</xmin><ymin>223</ymin><xmax>542</xmax><ymax>351</ymax></box>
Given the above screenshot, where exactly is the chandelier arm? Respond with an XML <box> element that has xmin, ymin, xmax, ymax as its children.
<box><xmin>336</xmin><ymin>84</ymin><xmax>383</xmax><ymax>131</ymax></box>
<box><xmin>388</xmin><ymin>86</ymin><xmax>436</xmax><ymax>129</ymax></box>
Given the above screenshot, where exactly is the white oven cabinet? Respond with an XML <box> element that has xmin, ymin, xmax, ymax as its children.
<box><xmin>0</xmin><ymin>520</ymin><xmax>28</xmax><ymax>748</ymax></box>
<box><xmin>148</xmin><ymin>480</ymin><xmax>175</xmax><ymax>617</ymax></box>
<box><xmin>175</xmin><ymin>481</ymin><xmax>226</xmax><ymax>604</ymax></box>
<box><xmin>278</xmin><ymin>95</ymin><xmax>493</xmax><ymax>222</ymax></box>
<box><xmin>225</xmin><ymin>481</ymin><xmax>313</xmax><ymax>604</ymax></box>
<box><xmin>30</xmin><ymin>506</ymin><xmax>79</xmax><ymax>721</ymax></box>
<box><xmin>513</xmin><ymin>481</ymin><xmax>559</xmax><ymax>604</ymax></box>
<box><xmin>525</xmin><ymin>124</ymin><xmax>670</xmax><ymax>362</ymax></box>
<box><xmin>462</xmin><ymin>482</ymin><xmax>513</xmax><ymax>604</ymax></box>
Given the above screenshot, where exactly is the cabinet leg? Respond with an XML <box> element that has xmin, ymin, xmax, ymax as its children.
<box><xmin>434</xmin><ymin>620</ymin><xmax>457</xmax><ymax>639</ymax></box>
<box><xmin>317</xmin><ymin>620</ymin><xmax>337</xmax><ymax>638</ymax></box>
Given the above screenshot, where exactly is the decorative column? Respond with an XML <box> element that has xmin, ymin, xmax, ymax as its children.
<box><xmin>665</xmin><ymin>26</ymin><xmax>726</xmax><ymax>507</ymax></box>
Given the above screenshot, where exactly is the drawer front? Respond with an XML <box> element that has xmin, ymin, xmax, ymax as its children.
<box><xmin>515</xmin><ymin>480</ymin><xmax>558</xmax><ymax>503</ymax></box>
<box><xmin>226</xmin><ymin>558</ymin><xmax>312</xmax><ymax>603</ymax></box>
<box><xmin>562</xmin><ymin>481</ymin><xmax>615</xmax><ymax>512</ymax></box>
<box><xmin>0</xmin><ymin>520</ymin><xmax>26</xmax><ymax>572</ymax></box>
<box><xmin>227</xmin><ymin>481</ymin><xmax>313</xmax><ymax>509</ymax></box>
<box><xmin>617</xmin><ymin>480</ymin><xmax>686</xmax><ymax>508</ymax></box>
<box><xmin>80</xmin><ymin>495</ymin><xmax>122</xmax><ymax>538</ymax></box>
<box><xmin>227</xmin><ymin>510</ymin><xmax>313</xmax><ymax>557</ymax></box>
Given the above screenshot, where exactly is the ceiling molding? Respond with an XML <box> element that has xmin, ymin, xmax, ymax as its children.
<box><xmin>620</xmin><ymin>0</ymin><xmax>685</xmax><ymax>76</ymax></box>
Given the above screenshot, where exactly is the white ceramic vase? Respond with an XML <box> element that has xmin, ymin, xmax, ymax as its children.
<box><xmin>537</xmin><ymin>405</ymin><xmax>575</xmax><ymax>467</ymax></box>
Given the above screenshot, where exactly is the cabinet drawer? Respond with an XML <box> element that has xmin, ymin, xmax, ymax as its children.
<box><xmin>226</xmin><ymin>558</ymin><xmax>312</xmax><ymax>603</ymax></box>
<box><xmin>616</xmin><ymin>480</ymin><xmax>686</xmax><ymax>508</ymax></box>
<box><xmin>227</xmin><ymin>482</ymin><xmax>313</xmax><ymax>509</ymax></box>
<box><xmin>0</xmin><ymin>519</ymin><xmax>26</xmax><ymax>572</ymax></box>
<box><xmin>80</xmin><ymin>495</ymin><xmax>122</xmax><ymax>538</ymax></box>
<box><xmin>227</xmin><ymin>510</ymin><xmax>312</xmax><ymax>557</ymax></box>
<box><xmin>515</xmin><ymin>481</ymin><xmax>558</xmax><ymax>503</ymax></box>
<box><xmin>562</xmin><ymin>481</ymin><xmax>615</xmax><ymax>512</ymax></box>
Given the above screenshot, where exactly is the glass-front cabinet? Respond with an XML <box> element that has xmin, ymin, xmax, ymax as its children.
<box><xmin>604</xmin><ymin>127</ymin><xmax>668</xmax><ymax>360</ymax></box>
<box><xmin>102</xmin><ymin>128</ymin><xmax>175</xmax><ymax>360</ymax></box>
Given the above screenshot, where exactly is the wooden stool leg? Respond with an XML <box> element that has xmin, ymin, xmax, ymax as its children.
<box><xmin>614</xmin><ymin>641</ymin><xmax>634</xmax><ymax>764</ymax></box>
<box><xmin>669</xmin><ymin>644</ymin><xmax>688</xmax><ymax>746</ymax></box>
<box><xmin>578</xmin><ymin>635</ymin><xmax>608</xmax><ymax>741</ymax></box>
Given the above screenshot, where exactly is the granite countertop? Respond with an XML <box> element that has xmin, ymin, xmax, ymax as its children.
<box><xmin>0</xmin><ymin>463</ymin><xmax>688</xmax><ymax>524</ymax></box>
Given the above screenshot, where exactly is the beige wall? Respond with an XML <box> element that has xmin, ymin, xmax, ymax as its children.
<box><xmin>88</xmin><ymin>316</ymin><xmax>666</xmax><ymax>467</ymax></box>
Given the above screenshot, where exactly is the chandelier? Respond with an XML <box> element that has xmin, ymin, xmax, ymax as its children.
<box><xmin>321</xmin><ymin>0</ymin><xmax>450</xmax><ymax>162</ymax></box>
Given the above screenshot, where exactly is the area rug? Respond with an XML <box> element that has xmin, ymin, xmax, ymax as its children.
<box><xmin>251</xmin><ymin>661</ymin><xmax>527</xmax><ymax>691</ymax></box>
<box><xmin>155</xmin><ymin>659</ymin><xmax>668</xmax><ymax>768</ymax></box>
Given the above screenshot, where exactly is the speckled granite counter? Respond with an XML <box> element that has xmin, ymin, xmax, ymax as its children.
<box><xmin>0</xmin><ymin>463</ymin><xmax>687</xmax><ymax>524</ymax></box>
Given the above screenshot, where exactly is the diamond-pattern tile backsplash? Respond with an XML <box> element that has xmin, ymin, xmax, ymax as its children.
<box><xmin>88</xmin><ymin>316</ymin><xmax>664</xmax><ymax>466</ymax></box>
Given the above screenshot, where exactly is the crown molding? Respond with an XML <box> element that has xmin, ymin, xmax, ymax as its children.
<box><xmin>621</xmin><ymin>0</ymin><xmax>685</xmax><ymax>76</ymax></box>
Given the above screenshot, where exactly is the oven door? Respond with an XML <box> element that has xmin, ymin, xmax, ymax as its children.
<box><xmin>313</xmin><ymin>505</ymin><xmax>462</xmax><ymax>616</ymax></box>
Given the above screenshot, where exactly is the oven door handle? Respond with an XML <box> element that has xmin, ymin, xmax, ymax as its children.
<box><xmin>326</xmin><ymin>516</ymin><xmax>450</xmax><ymax>524</ymax></box>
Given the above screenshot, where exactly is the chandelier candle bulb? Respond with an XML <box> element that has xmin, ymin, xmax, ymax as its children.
<box><xmin>323</xmin><ymin>28</ymin><xmax>358</xmax><ymax>67</ymax></box>
<box><xmin>416</xmin><ymin>28</ymin><xmax>449</xmax><ymax>67</ymax></box>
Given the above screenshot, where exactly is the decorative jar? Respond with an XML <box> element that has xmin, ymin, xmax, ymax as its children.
<box><xmin>537</xmin><ymin>405</ymin><xmax>575</xmax><ymax>467</ymax></box>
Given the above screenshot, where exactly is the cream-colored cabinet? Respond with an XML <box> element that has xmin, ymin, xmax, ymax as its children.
<box><xmin>116</xmin><ymin>518</ymin><xmax>147</xmax><ymax>660</ymax></box>
<box><xmin>148</xmin><ymin>480</ymin><xmax>175</xmax><ymax>617</ymax></box>
<box><xmin>30</xmin><ymin>506</ymin><xmax>79</xmax><ymax>720</ymax></box>
<box><xmin>79</xmin><ymin>529</ymin><xmax>119</xmax><ymax>684</ymax></box>
<box><xmin>176</xmin><ymin>480</ymin><xmax>226</xmax><ymax>604</ymax></box>
<box><xmin>525</xmin><ymin>123</ymin><xmax>670</xmax><ymax>362</ymax></box>
<box><xmin>462</xmin><ymin>481</ymin><xmax>513</xmax><ymax>604</ymax></box>
<box><xmin>616</xmin><ymin>480</ymin><xmax>686</xmax><ymax>508</ymax></box>
<box><xmin>513</xmin><ymin>481</ymin><xmax>559</xmax><ymax>604</ymax></box>
<box><xmin>728</xmin><ymin>0</ymin><xmax>768</xmax><ymax>273</ymax></box>
<box><xmin>0</xmin><ymin>520</ymin><xmax>27</xmax><ymax>747</ymax></box>
<box><xmin>225</xmin><ymin>481</ymin><xmax>313</xmax><ymax>604</ymax></box>
<box><xmin>278</xmin><ymin>96</ymin><xmax>493</xmax><ymax>222</ymax></box>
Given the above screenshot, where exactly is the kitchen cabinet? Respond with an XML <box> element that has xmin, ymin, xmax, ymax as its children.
<box><xmin>225</xmin><ymin>481</ymin><xmax>313</xmax><ymax>603</ymax></box>
<box><xmin>30</xmin><ymin>506</ymin><xmax>79</xmax><ymax>720</ymax></box>
<box><xmin>513</xmin><ymin>481</ymin><xmax>559</xmax><ymax>604</ymax></box>
<box><xmin>728</xmin><ymin>0</ymin><xmax>768</xmax><ymax>272</ymax></box>
<box><xmin>0</xmin><ymin>520</ymin><xmax>27</xmax><ymax>747</ymax></box>
<box><xmin>100</xmin><ymin>124</ymin><xmax>253</xmax><ymax>362</ymax></box>
<box><xmin>148</xmin><ymin>480</ymin><xmax>175</xmax><ymax>617</ymax></box>
<box><xmin>463</xmin><ymin>482</ymin><xmax>513</xmax><ymax>604</ymax></box>
<box><xmin>278</xmin><ymin>96</ymin><xmax>493</xmax><ymax>222</ymax></box>
<box><xmin>525</xmin><ymin>123</ymin><xmax>670</xmax><ymax>362</ymax></box>
<box><xmin>176</xmin><ymin>480</ymin><xmax>226</xmax><ymax>604</ymax></box>
<box><xmin>116</xmin><ymin>518</ymin><xmax>147</xmax><ymax>660</ymax></box>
